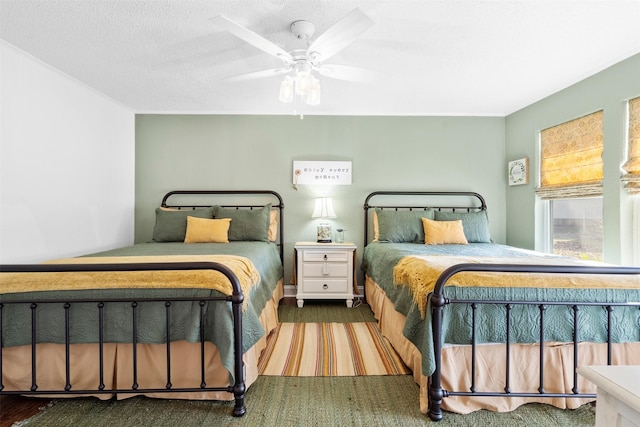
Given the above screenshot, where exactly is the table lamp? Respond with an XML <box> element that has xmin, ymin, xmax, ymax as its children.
<box><xmin>312</xmin><ymin>196</ymin><xmax>336</xmax><ymax>243</ymax></box>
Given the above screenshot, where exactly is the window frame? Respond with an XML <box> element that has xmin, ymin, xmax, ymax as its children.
<box><xmin>633</xmin><ymin>197</ymin><xmax>640</xmax><ymax>266</ymax></box>
<box><xmin>622</xmin><ymin>96</ymin><xmax>640</xmax><ymax>194</ymax></box>
<box><xmin>535</xmin><ymin>111</ymin><xmax>605</xmax><ymax>258</ymax></box>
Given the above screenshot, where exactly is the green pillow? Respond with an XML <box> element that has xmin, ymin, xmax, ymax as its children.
<box><xmin>152</xmin><ymin>207</ymin><xmax>214</xmax><ymax>242</ymax></box>
<box><xmin>214</xmin><ymin>204</ymin><xmax>271</xmax><ymax>242</ymax></box>
<box><xmin>376</xmin><ymin>208</ymin><xmax>435</xmax><ymax>243</ymax></box>
<box><xmin>434</xmin><ymin>210</ymin><xmax>492</xmax><ymax>243</ymax></box>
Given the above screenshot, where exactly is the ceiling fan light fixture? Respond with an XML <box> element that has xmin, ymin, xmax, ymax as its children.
<box><xmin>279</xmin><ymin>72</ymin><xmax>321</xmax><ymax>106</ymax></box>
<box><xmin>215</xmin><ymin>9</ymin><xmax>375</xmax><ymax>109</ymax></box>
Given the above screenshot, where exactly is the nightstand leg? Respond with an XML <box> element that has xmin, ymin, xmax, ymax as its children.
<box><xmin>297</xmin><ymin>299</ymin><xmax>304</xmax><ymax>308</ymax></box>
<box><xmin>346</xmin><ymin>299</ymin><xmax>353</xmax><ymax>308</ymax></box>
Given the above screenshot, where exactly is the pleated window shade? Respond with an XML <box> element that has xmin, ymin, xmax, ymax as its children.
<box><xmin>536</xmin><ymin>111</ymin><xmax>603</xmax><ymax>200</ymax></box>
<box><xmin>622</xmin><ymin>97</ymin><xmax>640</xmax><ymax>194</ymax></box>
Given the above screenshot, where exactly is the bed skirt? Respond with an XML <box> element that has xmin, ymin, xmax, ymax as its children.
<box><xmin>365</xmin><ymin>276</ymin><xmax>640</xmax><ymax>414</ymax></box>
<box><xmin>2</xmin><ymin>279</ymin><xmax>283</xmax><ymax>401</ymax></box>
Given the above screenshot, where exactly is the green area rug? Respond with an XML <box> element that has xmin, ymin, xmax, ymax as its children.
<box><xmin>18</xmin><ymin>303</ymin><xmax>596</xmax><ymax>426</ymax></box>
<box><xmin>20</xmin><ymin>376</ymin><xmax>595</xmax><ymax>426</ymax></box>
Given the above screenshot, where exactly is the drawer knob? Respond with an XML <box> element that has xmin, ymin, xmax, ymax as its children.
<box><xmin>323</xmin><ymin>284</ymin><xmax>328</xmax><ymax>289</ymax></box>
<box><xmin>323</xmin><ymin>254</ymin><xmax>328</xmax><ymax>260</ymax></box>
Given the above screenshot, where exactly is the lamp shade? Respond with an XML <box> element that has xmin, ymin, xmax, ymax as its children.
<box><xmin>311</xmin><ymin>197</ymin><xmax>336</xmax><ymax>219</ymax></box>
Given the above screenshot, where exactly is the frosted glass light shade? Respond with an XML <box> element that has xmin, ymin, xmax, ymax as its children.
<box><xmin>295</xmin><ymin>71</ymin><xmax>313</xmax><ymax>95</ymax></box>
<box><xmin>306</xmin><ymin>78</ymin><xmax>321</xmax><ymax>105</ymax></box>
<box><xmin>279</xmin><ymin>77</ymin><xmax>294</xmax><ymax>103</ymax></box>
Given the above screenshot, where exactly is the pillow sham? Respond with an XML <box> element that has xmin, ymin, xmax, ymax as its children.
<box><xmin>422</xmin><ymin>218</ymin><xmax>468</xmax><ymax>245</ymax></box>
<box><xmin>152</xmin><ymin>207</ymin><xmax>214</xmax><ymax>242</ymax></box>
<box><xmin>372</xmin><ymin>210</ymin><xmax>380</xmax><ymax>241</ymax></box>
<box><xmin>434</xmin><ymin>210</ymin><xmax>492</xmax><ymax>243</ymax></box>
<box><xmin>184</xmin><ymin>217</ymin><xmax>231</xmax><ymax>243</ymax></box>
<box><xmin>268</xmin><ymin>210</ymin><xmax>278</xmax><ymax>242</ymax></box>
<box><xmin>375</xmin><ymin>208</ymin><xmax>435</xmax><ymax>243</ymax></box>
<box><xmin>214</xmin><ymin>204</ymin><xmax>271</xmax><ymax>242</ymax></box>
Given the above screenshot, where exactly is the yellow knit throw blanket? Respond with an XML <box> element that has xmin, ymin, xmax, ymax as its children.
<box><xmin>393</xmin><ymin>255</ymin><xmax>640</xmax><ymax>318</ymax></box>
<box><xmin>0</xmin><ymin>255</ymin><xmax>261</xmax><ymax>309</ymax></box>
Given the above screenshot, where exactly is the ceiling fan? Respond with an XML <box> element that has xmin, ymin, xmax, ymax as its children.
<box><xmin>211</xmin><ymin>8</ymin><xmax>378</xmax><ymax>105</ymax></box>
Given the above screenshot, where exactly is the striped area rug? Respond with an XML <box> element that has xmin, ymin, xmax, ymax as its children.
<box><xmin>258</xmin><ymin>322</ymin><xmax>410</xmax><ymax>377</ymax></box>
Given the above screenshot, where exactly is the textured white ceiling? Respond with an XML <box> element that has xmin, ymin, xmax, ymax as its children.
<box><xmin>1</xmin><ymin>0</ymin><xmax>639</xmax><ymax>116</ymax></box>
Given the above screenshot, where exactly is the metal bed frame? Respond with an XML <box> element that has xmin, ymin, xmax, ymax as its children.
<box><xmin>363</xmin><ymin>190</ymin><xmax>640</xmax><ymax>421</ymax></box>
<box><xmin>0</xmin><ymin>190</ymin><xmax>285</xmax><ymax>417</ymax></box>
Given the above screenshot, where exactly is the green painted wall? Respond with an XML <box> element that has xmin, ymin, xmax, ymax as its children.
<box><xmin>505</xmin><ymin>53</ymin><xmax>640</xmax><ymax>264</ymax></box>
<box><xmin>135</xmin><ymin>115</ymin><xmax>506</xmax><ymax>285</ymax></box>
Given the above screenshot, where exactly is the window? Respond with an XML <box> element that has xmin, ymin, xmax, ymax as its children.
<box><xmin>551</xmin><ymin>197</ymin><xmax>603</xmax><ymax>261</ymax></box>
<box><xmin>537</xmin><ymin>111</ymin><xmax>604</xmax><ymax>260</ymax></box>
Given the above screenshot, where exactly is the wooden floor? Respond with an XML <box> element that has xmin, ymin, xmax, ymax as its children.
<box><xmin>0</xmin><ymin>395</ymin><xmax>50</xmax><ymax>427</ymax></box>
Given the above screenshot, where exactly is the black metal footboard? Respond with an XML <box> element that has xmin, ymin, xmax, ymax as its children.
<box><xmin>428</xmin><ymin>263</ymin><xmax>640</xmax><ymax>422</ymax></box>
<box><xmin>0</xmin><ymin>262</ymin><xmax>247</xmax><ymax>417</ymax></box>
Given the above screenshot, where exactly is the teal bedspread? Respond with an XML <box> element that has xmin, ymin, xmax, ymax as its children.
<box><xmin>1</xmin><ymin>241</ymin><xmax>283</xmax><ymax>382</ymax></box>
<box><xmin>362</xmin><ymin>242</ymin><xmax>640</xmax><ymax>376</ymax></box>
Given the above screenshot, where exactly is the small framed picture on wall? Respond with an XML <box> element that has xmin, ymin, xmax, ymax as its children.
<box><xmin>508</xmin><ymin>157</ymin><xmax>529</xmax><ymax>186</ymax></box>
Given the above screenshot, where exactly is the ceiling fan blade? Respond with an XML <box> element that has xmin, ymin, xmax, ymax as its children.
<box><xmin>211</xmin><ymin>15</ymin><xmax>292</xmax><ymax>63</ymax></box>
<box><xmin>224</xmin><ymin>68</ymin><xmax>291</xmax><ymax>82</ymax></box>
<box><xmin>307</xmin><ymin>8</ymin><xmax>374</xmax><ymax>62</ymax></box>
<box><xmin>317</xmin><ymin>64</ymin><xmax>381</xmax><ymax>83</ymax></box>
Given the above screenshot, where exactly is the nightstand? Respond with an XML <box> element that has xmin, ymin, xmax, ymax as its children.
<box><xmin>295</xmin><ymin>241</ymin><xmax>356</xmax><ymax>308</ymax></box>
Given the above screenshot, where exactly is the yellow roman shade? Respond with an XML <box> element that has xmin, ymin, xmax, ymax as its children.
<box><xmin>622</xmin><ymin>97</ymin><xmax>640</xmax><ymax>194</ymax></box>
<box><xmin>536</xmin><ymin>111</ymin><xmax>603</xmax><ymax>200</ymax></box>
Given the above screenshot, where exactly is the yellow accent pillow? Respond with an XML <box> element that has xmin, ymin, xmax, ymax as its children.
<box><xmin>268</xmin><ymin>210</ymin><xmax>278</xmax><ymax>242</ymax></box>
<box><xmin>422</xmin><ymin>218</ymin><xmax>468</xmax><ymax>245</ymax></box>
<box><xmin>184</xmin><ymin>217</ymin><xmax>231</xmax><ymax>243</ymax></box>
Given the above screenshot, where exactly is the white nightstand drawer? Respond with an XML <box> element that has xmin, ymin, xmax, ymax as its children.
<box><xmin>302</xmin><ymin>262</ymin><xmax>349</xmax><ymax>278</ymax></box>
<box><xmin>303</xmin><ymin>251</ymin><xmax>349</xmax><ymax>262</ymax></box>
<box><xmin>303</xmin><ymin>279</ymin><xmax>349</xmax><ymax>293</ymax></box>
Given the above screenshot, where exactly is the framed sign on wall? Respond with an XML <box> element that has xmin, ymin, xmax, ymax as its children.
<box><xmin>508</xmin><ymin>157</ymin><xmax>529</xmax><ymax>186</ymax></box>
<box><xmin>293</xmin><ymin>161</ymin><xmax>352</xmax><ymax>186</ymax></box>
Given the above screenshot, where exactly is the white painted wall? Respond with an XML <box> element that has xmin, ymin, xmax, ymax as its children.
<box><xmin>0</xmin><ymin>42</ymin><xmax>135</xmax><ymax>263</ymax></box>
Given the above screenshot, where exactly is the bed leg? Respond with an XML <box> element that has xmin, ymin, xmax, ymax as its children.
<box><xmin>232</xmin><ymin>399</ymin><xmax>246</xmax><ymax>417</ymax></box>
<box><xmin>429</xmin><ymin>291</ymin><xmax>447</xmax><ymax>421</ymax></box>
<box><xmin>232</xmin><ymin>382</ymin><xmax>246</xmax><ymax>417</ymax></box>
<box><xmin>428</xmin><ymin>378</ymin><xmax>444</xmax><ymax>421</ymax></box>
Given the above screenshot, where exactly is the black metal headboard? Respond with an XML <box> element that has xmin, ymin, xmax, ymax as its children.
<box><xmin>363</xmin><ymin>191</ymin><xmax>487</xmax><ymax>247</ymax></box>
<box><xmin>160</xmin><ymin>190</ymin><xmax>285</xmax><ymax>262</ymax></box>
